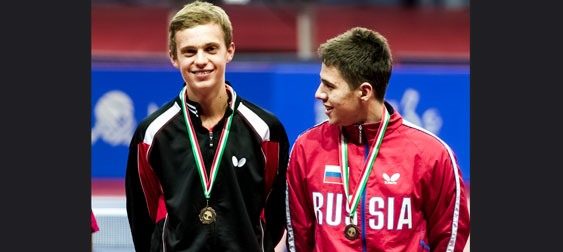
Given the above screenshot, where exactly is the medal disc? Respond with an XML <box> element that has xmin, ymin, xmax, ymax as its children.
<box><xmin>344</xmin><ymin>224</ymin><xmax>360</xmax><ymax>240</ymax></box>
<box><xmin>199</xmin><ymin>206</ymin><xmax>217</xmax><ymax>224</ymax></box>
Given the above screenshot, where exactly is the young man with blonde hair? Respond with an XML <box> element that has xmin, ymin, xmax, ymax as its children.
<box><xmin>125</xmin><ymin>2</ymin><xmax>289</xmax><ymax>251</ymax></box>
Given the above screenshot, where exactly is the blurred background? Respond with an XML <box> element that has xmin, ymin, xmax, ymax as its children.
<box><xmin>91</xmin><ymin>0</ymin><xmax>469</xmax><ymax>251</ymax></box>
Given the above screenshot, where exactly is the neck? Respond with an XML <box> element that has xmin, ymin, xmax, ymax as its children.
<box><xmin>362</xmin><ymin>100</ymin><xmax>384</xmax><ymax>124</ymax></box>
<box><xmin>200</xmin><ymin>95</ymin><xmax>228</xmax><ymax>118</ymax></box>
<box><xmin>186</xmin><ymin>84</ymin><xmax>229</xmax><ymax>130</ymax></box>
<box><xmin>187</xmin><ymin>85</ymin><xmax>228</xmax><ymax>115</ymax></box>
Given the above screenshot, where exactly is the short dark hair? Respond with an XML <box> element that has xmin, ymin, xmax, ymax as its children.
<box><xmin>318</xmin><ymin>27</ymin><xmax>393</xmax><ymax>101</ymax></box>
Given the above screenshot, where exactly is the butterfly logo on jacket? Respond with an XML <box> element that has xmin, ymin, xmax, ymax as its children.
<box><xmin>383</xmin><ymin>173</ymin><xmax>400</xmax><ymax>184</ymax></box>
<box><xmin>232</xmin><ymin>156</ymin><xmax>246</xmax><ymax>168</ymax></box>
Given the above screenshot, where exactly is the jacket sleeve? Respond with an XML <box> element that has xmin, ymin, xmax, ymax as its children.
<box><xmin>125</xmin><ymin>133</ymin><xmax>162</xmax><ymax>252</ymax></box>
<box><xmin>91</xmin><ymin>210</ymin><xmax>99</xmax><ymax>233</ymax></box>
<box><xmin>286</xmin><ymin>139</ymin><xmax>316</xmax><ymax>252</ymax></box>
<box><xmin>424</xmin><ymin>148</ymin><xmax>470</xmax><ymax>252</ymax></box>
<box><xmin>263</xmin><ymin>120</ymin><xmax>290</xmax><ymax>246</ymax></box>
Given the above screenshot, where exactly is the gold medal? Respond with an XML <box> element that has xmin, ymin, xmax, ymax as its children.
<box><xmin>199</xmin><ymin>206</ymin><xmax>216</xmax><ymax>224</ymax></box>
<box><xmin>344</xmin><ymin>224</ymin><xmax>360</xmax><ymax>240</ymax></box>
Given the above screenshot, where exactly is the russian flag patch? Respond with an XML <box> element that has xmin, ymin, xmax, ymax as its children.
<box><xmin>323</xmin><ymin>165</ymin><xmax>342</xmax><ymax>184</ymax></box>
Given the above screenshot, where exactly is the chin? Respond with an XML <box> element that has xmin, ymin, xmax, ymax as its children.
<box><xmin>327</xmin><ymin>118</ymin><xmax>339</xmax><ymax>125</ymax></box>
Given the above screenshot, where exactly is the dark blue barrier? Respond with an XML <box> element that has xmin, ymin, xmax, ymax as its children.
<box><xmin>91</xmin><ymin>63</ymin><xmax>469</xmax><ymax>182</ymax></box>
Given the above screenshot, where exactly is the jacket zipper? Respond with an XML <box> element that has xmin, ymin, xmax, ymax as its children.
<box><xmin>358</xmin><ymin>124</ymin><xmax>363</xmax><ymax>144</ymax></box>
<box><xmin>209</xmin><ymin>130</ymin><xmax>214</xmax><ymax>148</ymax></box>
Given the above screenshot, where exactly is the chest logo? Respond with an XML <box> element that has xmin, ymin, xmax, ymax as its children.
<box><xmin>323</xmin><ymin>165</ymin><xmax>343</xmax><ymax>184</ymax></box>
<box><xmin>383</xmin><ymin>173</ymin><xmax>400</xmax><ymax>184</ymax></box>
<box><xmin>232</xmin><ymin>156</ymin><xmax>246</xmax><ymax>167</ymax></box>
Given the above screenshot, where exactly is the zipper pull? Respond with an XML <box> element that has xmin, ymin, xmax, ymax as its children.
<box><xmin>358</xmin><ymin>124</ymin><xmax>363</xmax><ymax>144</ymax></box>
<box><xmin>209</xmin><ymin>130</ymin><xmax>214</xmax><ymax>148</ymax></box>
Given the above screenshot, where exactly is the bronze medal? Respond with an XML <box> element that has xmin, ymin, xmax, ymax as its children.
<box><xmin>339</xmin><ymin>106</ymin><xmax>390</xmax><ymax>242</ymax></box>
<box><xmin>199</xmin><ymin>206</ymin><xmax>217</xmax><ymax>224</ymax></box>
<box><xmin>180</xmin><ymin>86</ymin><xmax>236</xmax><ymax>227</ymax></box>
<box><xmin>344</xmin><ymin>224</ymin><xmax>360</xmax><ymax>240</ymax></box>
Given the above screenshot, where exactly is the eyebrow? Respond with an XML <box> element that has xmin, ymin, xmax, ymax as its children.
<box><xmin>180</xmin><ymin>41</ymin><xmax>221</xmax><ymax>50</ymax></box>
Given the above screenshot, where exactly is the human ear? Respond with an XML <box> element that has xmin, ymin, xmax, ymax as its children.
<box><xmin>169</xmin><ymin>51</ymin><xmax>179</xmax><ymax>69</ymax></box>
<box><xmin>226</xmin><ymin>42</ymin><xmax>235</xmax><ymax>63</ymax></box>
<box><xmin>359</xmin><ymin>82</ymin><xmax>373</xmax><ymax>101</ymax></box>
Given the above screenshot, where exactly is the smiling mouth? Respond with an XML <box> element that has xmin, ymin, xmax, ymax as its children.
<box><xmin>192</xmin><ymin>70</ymin><xmax>213</xmax><ymax>76</ymax></box>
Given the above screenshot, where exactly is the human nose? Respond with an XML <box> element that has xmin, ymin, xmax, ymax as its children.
<box><xmin>315</xmin><ymin>84</ymin><xmax>326</xmax><ymax>100</ymax></box>
<box><xmin>194</xmin><ymin>50</ymin><xmax>207</xmax><ymax>65</ymax></box>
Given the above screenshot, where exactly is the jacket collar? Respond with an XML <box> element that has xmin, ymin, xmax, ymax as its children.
<box><xmin>341</xmin><ymin>101</ymin><xmax>400</xmax><ymax>145</ymax></box>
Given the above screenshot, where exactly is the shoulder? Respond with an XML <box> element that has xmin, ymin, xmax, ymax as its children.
<box><xmin>237</xmin><ymin>99</ymin><xmax>280</xmax><ymax>124</ymax></box>
<box><xmin>235</xmin><ymin>98</ymin><xmax>288</xmax><ymax>142</ymax></box>
<box><xmin>294</xmin><ymin>120</ymin><xmax>335</xmax><ymax>145</ymax></box>
<box><xmin>398</xmin><ymin>119</ymin><xmax>455</xmax><ymax>158</ymax></box>
<box><xmin>134</xmin><ymin>99</ymin><xmax>180</xmax><ymax>141</ymax></box>
<box><xmin>138</xmin><ymin>99</ymin><xmax>179</xmax><ymax>128</ymax></box>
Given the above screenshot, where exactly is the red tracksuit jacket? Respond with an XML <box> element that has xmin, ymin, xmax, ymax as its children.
<box><xmin>285</xmin><ymin>103</ymin><xmax>470</xmax><ymax>252</ymax></box>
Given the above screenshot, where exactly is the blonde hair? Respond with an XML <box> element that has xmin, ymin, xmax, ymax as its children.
<box><xmin>168</xmin><ymin>1</ymin><xmax>233</xmax><ymax>58</ymax></box>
